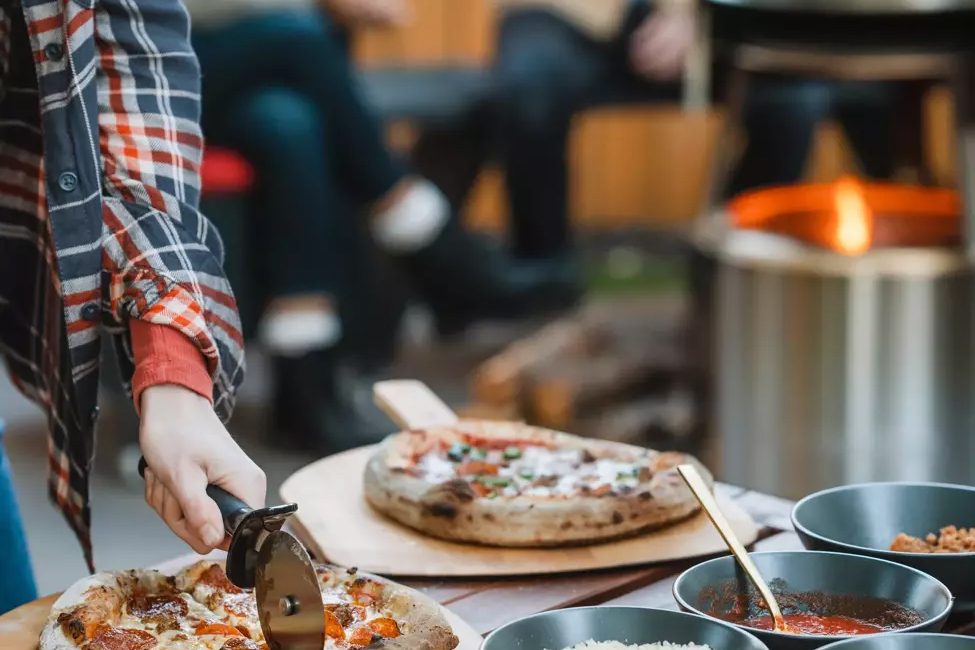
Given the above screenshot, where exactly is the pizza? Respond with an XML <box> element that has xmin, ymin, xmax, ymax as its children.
<box><xmin>41</xmin><ymin>560</ymin><xmax>459</xmax><ymax>650</ymax></box>
<box><xmin>363</xmin><ymin>420</ymin><xmax>713</xmax><ymax>546</ymax></box>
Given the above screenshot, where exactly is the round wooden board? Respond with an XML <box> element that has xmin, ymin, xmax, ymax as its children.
<box><xmin>281</xmin><ymin>445</ymin><xmax>760</xmax><ymax>577</ymax></box>
<box><xmin>0</xmin><ymin>560</ymin><xmax>481</xmax><ymax>650</ymax></box>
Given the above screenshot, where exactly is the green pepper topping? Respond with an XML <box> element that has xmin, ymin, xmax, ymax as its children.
<box><xmin>470</xmin><ymin>447</ymin><xmax>487</xmax><ymax>460</ymax></box>
<box><xmin>477</xmin><ymin>476</ymin><xmax>511</xmax><ymax>488</ymax></box>
<box><xmin>502</xmin><ymin>446</ymin><xmax>523</xmax><ymax>460</ymax></box>
<box><xmin>616</xmin><ymin>468</ymin><xmax>640</xmax><ymax>481</ymax></box>
<box><xmin>518</xmin><ymin>469</ymin><xmax>535</xmax><ymax>480</ymax></box>
<box><xmin>446</xmin><ymin>442</ymin><xmax>467</xmax><ymax>462</ymax></box>
<box><xmin>488</xmin><ymin>491</ymin><xmax>499</xmax><ymax>499</ymax></box>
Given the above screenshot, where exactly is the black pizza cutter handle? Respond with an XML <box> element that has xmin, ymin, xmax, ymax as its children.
<box><xmin>137</xmin><ymin>456</ymin><xmax>297</xmax><ymax>589</ymax></box>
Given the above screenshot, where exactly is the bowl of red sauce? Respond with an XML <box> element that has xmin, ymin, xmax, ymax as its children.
<box><xmin>672</xmin><ymin>551</ymin><xmax>953</xmax><ymax>649</ymax></box>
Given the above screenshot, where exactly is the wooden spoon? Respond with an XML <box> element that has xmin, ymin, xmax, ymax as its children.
<box><xmin>677</xmin><ymin>464</ymin><xmax>791</xmax><ymax>634</ymax></box>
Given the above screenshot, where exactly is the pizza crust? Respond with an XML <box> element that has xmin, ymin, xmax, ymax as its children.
<box><xmin>364</xmin><ymin>420</ymin><xmax>713</xmax><ymax>547</ymax></box>
<box><xmin>41</xmin><ymin>573</ymin><xmax>119</xmax><ymax>650</ymax></box>
<box><xmin>344</xmin><ymin>569</ymin><xmax>458</xmax><ymax>649</ymax></box>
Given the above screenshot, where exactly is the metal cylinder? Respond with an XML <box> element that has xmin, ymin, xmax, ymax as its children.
<box><xmin>705</xmin><ymin>228</ymin><xmax>975</xmax><ymax>499</ymax></box>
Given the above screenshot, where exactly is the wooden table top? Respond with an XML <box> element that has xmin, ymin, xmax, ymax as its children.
<box><xmin>5</xmin><ymin>486</ymin><xmax>974</xmax><ymax>646</ymax></box>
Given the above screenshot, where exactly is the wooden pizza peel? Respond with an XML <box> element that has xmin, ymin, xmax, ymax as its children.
<box><xmin>280</xmin><ymin>380</ymin><xmax>759</xmax><ymax>577</ymax></box>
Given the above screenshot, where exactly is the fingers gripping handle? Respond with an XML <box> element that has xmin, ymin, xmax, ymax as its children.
<box><xmin>137</xmin><ymin>456</ymin><xmax>252</xmax><ymax>536</ymax></box>
<box><xmin>138</xmin><ymin>457</ymin><xmax>297</xmax><ymax>589</ymax></box>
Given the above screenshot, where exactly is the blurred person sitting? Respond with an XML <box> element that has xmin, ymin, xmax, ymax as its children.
<box><xmin>185</xmin><ymin>0</ymin><xmax>578</xmax><ymax>451</ymax></box>
<box><xmin>415</xmin><ymin>0</ymin><xmax>897</xmax><ymax>265</ymax></box>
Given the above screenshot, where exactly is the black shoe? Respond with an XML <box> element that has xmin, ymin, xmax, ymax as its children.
<box><xmin>270</xmin><ymin>349</ymin><xmax>393</xmax><ymax>454</ymax></box>
<box><xmin>397</xmin><ymin>222</ymin><xmax>583</xmax><ymax>333</ymax></box>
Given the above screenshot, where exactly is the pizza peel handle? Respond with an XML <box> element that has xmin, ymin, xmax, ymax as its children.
<box><xmin>373</xmin><ymin>379</ymin><xmax>459</xmax><ymax>430</ymax></box>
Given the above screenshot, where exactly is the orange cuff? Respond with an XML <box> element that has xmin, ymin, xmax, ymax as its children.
<box><xmin>130</xmin><ymin>319</ymin><xmax>213</xmax><ymax>414</ymax></box>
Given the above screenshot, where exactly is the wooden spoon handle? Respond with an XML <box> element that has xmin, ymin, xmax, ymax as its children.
<box><xmin>373</xmin><ymin>380</ymin><xmax>459</xmax><ymax>430</ymax></box>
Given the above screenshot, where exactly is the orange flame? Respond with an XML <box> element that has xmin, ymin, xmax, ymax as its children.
<box><xmin>830</xmin><ymin>177</ymin><xmax>873</xmax><ymax>255</ymax></box>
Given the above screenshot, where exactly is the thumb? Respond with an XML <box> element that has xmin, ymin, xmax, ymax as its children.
<box><xmin>168</xmin><ymin>463</ymin><xmax>226</xmax><ymax>549</ymax></box>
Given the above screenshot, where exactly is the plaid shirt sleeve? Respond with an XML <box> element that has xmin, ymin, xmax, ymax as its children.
<box><xmin>95</xmin><ymin>0</ymin><xmax>245</xmax><ymax>418</ymax></box>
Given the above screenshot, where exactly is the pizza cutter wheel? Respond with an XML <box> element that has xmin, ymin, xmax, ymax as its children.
<box><xmin>138</xmin><ymin>457</ymin><xmax>325</xmax><ymax>650</ymax></box>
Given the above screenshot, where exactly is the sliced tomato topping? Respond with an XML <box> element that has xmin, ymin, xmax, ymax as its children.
<box><xmin>471</xmin><ymin>481</ymin><xmax>494</xmax><ymax>497</ymax></box>
<box><xmin>324</xmin><ymin>610</ymin><xmax>345</xmax><ymax>640</ymax></box>
<box><xmin>347</xmin><ymin>578</ymin><xmax>385</xmax><ymax>607</ymax></box>
<box><xmin>461</xmin><ymin>435</ymin><xmax>550</xmax><ymax>451</ymax></box>
<box><xmin>590</xmin><ymin>483</ymin><xmax>613</xmax><ymax>496</ymax></box>
<box><xmin>195</xmin><ymin>623</ymin><xmax>243</xmax><ymax>637</ymax></box>
<box><xmin>457</xmin><ymin>461</ymin><xmax>499</xmax><ymax>476</ymax></box>
<box><xmin>367</xmin><ymin>617</ymin><xmax>401</xmax><ymax>638</ymax></box>
<box><xmin>347</xmin><ymin>625</ymin><xmax>378</xmax><ymax>647</ymax></box>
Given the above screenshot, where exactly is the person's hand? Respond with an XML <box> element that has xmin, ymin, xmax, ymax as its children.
<box><xmin>322</xmin><ymin>0</ymin><xmax>410</xmax><ymax>27</ymax></box>
<box><xmin>139</xmin><ymin>385</ymin><xmax>266</xmax><ymax>554</ymax></box>
<box><xmin>629</xmin><ymin>6</ymin><xmax>695</xmax><ymax>81</ymax></box>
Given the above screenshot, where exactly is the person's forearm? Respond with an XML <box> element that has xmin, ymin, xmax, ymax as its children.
<box><xmin>129</xmin><ymin>319</ymin><xmax>213</xmax><ymax>413</ymax></box>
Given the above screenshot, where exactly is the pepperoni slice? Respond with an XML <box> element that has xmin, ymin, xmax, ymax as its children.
<box><xmin>88</xmin><ymin>627</ymin><xmax>156</xmax><ymax>650</ymax></box>
<box><xmin>127</xmin><ymin>594</ymin><xmax>188</xmax><ymax>620</ymax></box>
<box><xmin>198</xmin><ymin>564</ymin><xmax>242</xmax><ymax>594</ymax></box>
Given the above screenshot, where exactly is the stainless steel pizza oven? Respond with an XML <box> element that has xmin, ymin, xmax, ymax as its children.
<box><xmin>691</xmin><ymin>0</ymin><xmax>975</xmax><ymax>498</ymax></box>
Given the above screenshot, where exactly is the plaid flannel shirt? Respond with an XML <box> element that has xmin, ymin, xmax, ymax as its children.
<box><xmin>0</xmin><ymin>0</ymin><xmax>245</xmax><ymax>571</ymax></box>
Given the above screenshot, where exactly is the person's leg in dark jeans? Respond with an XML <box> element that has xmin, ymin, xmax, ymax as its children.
<box><xmin>725</xmin><ymin>76</ymin><xmax>831</xmax><ymax>197</ymax></box>
<box><xmin>725</xmin><ymin>77</ymin><xmax>898</xmax><ymax>197</ymax></box>
<box><xmin>194</xmin><ymin>10</ymin><xmax>579</xmax><ymax>334</ymax></box>
<box><xmin>494</xmin><ymin>4</ymin><xmax>680</xmax><ymax>260</ymax></box>
<box><xmin>495</xmin><ymin>11</ymin><xmax>614</xmax><ymax>260</ymax></box>
<box><xmin>194</xmin><ymin>11</ymin><xmax>404</xmax><ymax>205</ymax></box>
<box><xmin>833</xmin><ymin>81</ymin><xmax>898</xmax><ymax>180</ymax></box>
<box><xmin>214</xmin><ymin>87</ymin><xmax>387</xmax><ymax>449</ymax></box>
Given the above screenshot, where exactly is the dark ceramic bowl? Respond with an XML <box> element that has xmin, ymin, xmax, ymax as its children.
<box><xmin>673</xmin><ymin>551</ymin><xmax>953</xmax><ymax>650</ymax></box>
<box><xmin>820</xmin><ymin>633</ymin><xmax>975</xmax><ymax>650</ymax></box>
<box><xmin>792</xmin><ymin>482</ymin><xmax>975</xmax><ymax>609</ymax></box>
<box><xmin>482</xmin><ymin>606</ymin><xmax>770</xmax><ymax>650</ymax></box>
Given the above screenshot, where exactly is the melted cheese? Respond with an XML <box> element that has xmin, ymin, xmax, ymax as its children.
<box><xmin>111</xmin><ymin>592</ymin><xmax>235</xmax><ymax>650</ymax></box>
<box><xmin>418</xmin><ymin>443</ymin><xmax>648</xmax><ymax>498</ymax></box>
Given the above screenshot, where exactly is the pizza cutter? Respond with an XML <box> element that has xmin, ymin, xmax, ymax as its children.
<box><xmin>138</xmin><ymin>458</ymin><xmax>324</xmax><ymax>650</ymax></box>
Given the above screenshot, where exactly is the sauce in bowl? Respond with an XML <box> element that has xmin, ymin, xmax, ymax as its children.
<box><xmin>741</xmin><ymin>613</ymin><xmax>886</xmax><ymax>636</ymax></box>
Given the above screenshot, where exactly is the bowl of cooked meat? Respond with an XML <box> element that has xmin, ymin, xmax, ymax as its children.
<box><xmin>819</xmin><ymin>633</ymin><xmax>975</xmax><ymax>649</ymax></box>
<box><xmin>672</xmin><ymin>551</ymin><xmax>953</xmax><ymax>650</ymax></box>
<box><xmin>792</xmin><ymin>482</ymin><xmax>975</xmax><ymax>608</ymax></box>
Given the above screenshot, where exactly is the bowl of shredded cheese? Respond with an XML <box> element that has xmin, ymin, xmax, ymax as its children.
<box><xmin>482</xmin><ymin>606</ymin><xmax>769</xmax><ymax>650</ymax></box>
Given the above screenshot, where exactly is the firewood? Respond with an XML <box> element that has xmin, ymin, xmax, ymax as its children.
<box><xmin>469</xmin><ymin>317</ymin><xmax>605</xmax><ymax>407</ymax></box>
<box><xmin>573</xmin><ymin>390</ymin><xmax>696</xmax><ymax>445</ymax></box>
<box><xmin>527</xmin><ymin>344</ymin><xmax>683</xmax><ymax>431</ymax></box>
